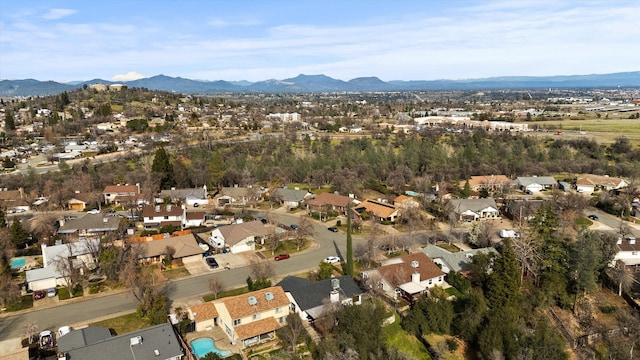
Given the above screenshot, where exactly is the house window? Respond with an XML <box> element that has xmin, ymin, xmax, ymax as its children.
<box><xmin>633</xmin><ymin>252</ymin><xmax>638</xmax><ymax>255</ymax></box>
<box><xmin>438</xmin><ymin>277</ymin><xmax>443</xmax><ymax>282</ymax></box>
<box><xmin>164</xmin><ymin>216</ymin><xmax>169</xmax><ymax>220</ymax></box>
<box><xmin>252</xmin><ymin>313</ymin><xmax>261</xmax><ymax>321</ymax></box>
<box><xmin>428</xmin><ymin>279</ymin><xmax>433</xmax><ymax>285</ymax></box>
<box><xmin>279</xmin><ymin>316</ymin><xmax>286</xmax><ymax>324</ymax></box>
<box><xmin>233</xmin><ymin>319</ymin><xmax>241</xmax><ymax>327</ymax></box>
<box><xmin>275</xmin><ymin>307</ymin><xmax>282</xmax><ymax>313</ymax></box>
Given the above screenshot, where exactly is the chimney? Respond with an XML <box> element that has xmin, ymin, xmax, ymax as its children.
<box><xmin>330</xmin><ymin>289</ymin><xmax>340</xmax><ymax>303</ymax></box>
<box><xmin>18</xmin><ymin>187</ymin><xmax>24</xmax><ymax>199</ymax></box>
<box><xmin>411</xmin><ymin>272</ymin><xmax>421</xmax><ymax>284</ymax></box>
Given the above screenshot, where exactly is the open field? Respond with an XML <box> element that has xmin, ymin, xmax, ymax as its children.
<box><xmin>528</xmin><ymin>117</ymin><xmax>640</xmax><ymax>144</ymax></box>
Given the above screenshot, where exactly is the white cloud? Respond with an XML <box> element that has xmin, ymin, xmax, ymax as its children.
<box><xmin>42</xmin><ymin>8</ymin><xmax>77</xmax><ymax>20</ymax></box>
<box><xmin>111</xmin><ymin>71</ymin><xmax>145</xmax><ymax>81</ymax></box>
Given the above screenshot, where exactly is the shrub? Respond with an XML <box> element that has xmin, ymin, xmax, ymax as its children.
<box><xmin>599</xmin><ymin>305</ymin><xmax>616</xmax><ymax>314</ymax></box>
<box><xmin>446</xmin><ymin>338</ymin><xmax>459</xmax><ymax>352</ymax></box>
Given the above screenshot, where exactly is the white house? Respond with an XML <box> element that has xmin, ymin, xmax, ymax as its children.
<box><xmin>613</xmin><ymin>236</ymin><xmax>640</xmax><ymax>268</ymax></box>
<box><xmin>25</xmin><ymin>240</ymin><xmax>99</xmax><ymax>291</ymax></box>
<box><xmin>141</xmin><ymin>204</ymin><xmax>185</xmax><ymax>229</ymax></box>
<box><xmin>576</xmin><ymin>174</ymin><xmax>628</xmax><ymax>193</ymax></box>
<box><xmin>208</xmin><ymin>220</ymin><xmax>272</xmax><ymax>254</ymax></box>
<box><xmin>447</xmin><ymin>198</ymin><xmax>500</xmax><ymax>221</ymax></box>
<box><xmin>515</xmin><ymin>176</ymin><xmax>556</xmax><ymax>193</ymax></box>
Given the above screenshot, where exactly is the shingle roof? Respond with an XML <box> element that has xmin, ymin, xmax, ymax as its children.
<box><xmin>190</xmin><ymin>302</ymin><xmax>219</xmax><ymax>322</ymax></box>
<box><xmin>103</xmin><ymin>184</ymin><xmax>138</xmax><ymax>194</ymax></box>
<box><xmin>57</xmin><ymin>326</ymin><xmax>112</xmax><ymax>353</ymax></box>
<box><xmin>306</xmin><ymin>192</ymin><xmax>353</xmax><ymax>208</ymax></box>
<box><xmin>516</xmin><ymin>176</ymin><xmax>556</xmax><ymax>187</ymax></box>
<box><xmin>234</xmin><ymin>317</ymin><xmax>281</xmax><ymax>341</ymax></box>
<box><xmin>355</xmin><ymin>199</ymin><xmax>399</xmax><ymax>219</ymax></box>
<box><xmin>377</xmin><ymin>252</ymin><xmax>445</xmax><ymax>284</ymax></box>
<box><xmin>464</xmin><ymin>175</ymin><xmax>513</xmax><ymax>188</ymax></box>
<box><xmin>141</xmin><ymin>204</ymin><xmax>183</xmax><ymax>217</ymax></box>
<box><xmin>62</xmin><ymin>323</ymin><xmax>183</xmax><ymax>360</ymax></box>
<box><xmin>216</xmin><ymin>221</ymin><xmax>272</xmax><ymax>246</ymax></box>
<box><xmin>271</xmin><ymin>188</ymin><xmax>312</xmax><ymax>202</ymax></box>
<box><xmin>577</xmin><ymin>174</ymin><xmax>626</xmax><ymax>188</ymax></box>
<box><xmin>135</xmin><ymin>233</ymin><xmax>205</xmax><ymax>259</ymax></box>
<box><xmin>448</xmin><ymin>198</ymin><xmax>498</xmax><ymax>213</ymax></box>
<box><xmin>423</xmin><ymin>245</ymin><xmax>499</xmax><ymax>273</ymax></box>
<box><xmin>277</xmin><ymin>275</ymin><xmax>363</xmax><ymax>312</ymax></box>
<box><xmin>57</xmin><ymin>214</ymin><xmax>121</xmax><ymax>234</ymax></box>
<box><xmin>159</xmin><ymin>187</ymin><xmax>207</xmax><ymax>200</ymax></box>
<box><xmin>217</xmin><ymin>286</ymin><xmax>289</xmax><ymax>319</ymax></box>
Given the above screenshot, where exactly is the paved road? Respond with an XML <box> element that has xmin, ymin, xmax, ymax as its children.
<box><xmin>0</xmin><ymin>211</ymin><xmax>360</xmax><ymax>342</ymax></box>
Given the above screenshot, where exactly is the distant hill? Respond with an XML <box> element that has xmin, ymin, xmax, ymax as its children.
<box><xmin>1</xmin><ymin>71</ymin><xmax>638</xmax><ymax>97</ymax></box>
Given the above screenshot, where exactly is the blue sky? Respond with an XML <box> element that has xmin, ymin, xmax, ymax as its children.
<box><xmin>1</xmin><ymin>0</ymin><xmax>638</xmax><ymax>82</ymax></box>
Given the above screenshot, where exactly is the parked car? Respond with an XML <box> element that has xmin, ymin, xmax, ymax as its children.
<box><xmin>39</xmin><ymin>330</ymin><xmax>54</xmax><ymax>349</ymax></box>
<box><xmin>328</xmin><ymin>227</ymin><xmax>338</xmax><ymax>232</ymax></box>
<box><xmin>290</xmin><ymin>224</ymin><xmax>299</xmax><ymax>230</ymax></box>
<box><xmin>323</xmin><ymin>256</ymin><xmax>341</xmax><ymax>264</ymax></box>
<box><xmin>87</xmin><ymin>209</ymin><xmax>100</xmax><ymax>214</ymax></box>
<box><xmin>588</xmin><ymin>214</ymin><xmax>599</xmax><ymax>221</ymax></box>
<box><xmin>47</xmin><ymin>288</ymin><xmax>56</xmax><ymax>297</ymax></box>
<box><xmin>274</xmin><ymin>254</ymin><xmax>290</xmax><ymax>261</ymax></box>
<box><xmin>58</xmin><ymin>326</ymin><xmax>72</xmax><ymax>338</ymax></box>
<box><xmin>34</xmin><ymin>290</ymin><xmax>45</xmax><ymax>300</ymax></box>
<box><xmin>205</xmin><ymin>257</ymin><xmax>219</xmax><ymax>269</ymax></box>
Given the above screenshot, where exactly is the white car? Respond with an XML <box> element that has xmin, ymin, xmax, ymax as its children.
<box><xmin>323</xmin><ymin>256</ymin><xmax>341</xmax><ymax>264</ymax></box>
<box><xmin>87</xmin><ymin>209</ymin><xmax>100</xmax><ymax>214</ymax></box>
<box><xmin>58</xmin><ymin>326</ymin><xmax>72</xmax><ymax>338</ymax></box>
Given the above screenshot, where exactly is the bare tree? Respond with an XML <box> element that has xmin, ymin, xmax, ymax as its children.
<box><xmin>0</xmin><ymin>273</ymin><xmax>20</xmax><ymax>307</ymax></box>
<box><xmin>511</xmin><ymin>233</ymin><xmax>542</xmax><ymax>284</ymax></box>
<box><xmin>208</xmin><ymin>277</ymin><xmax>225</xmax><ymax>299</ymax></box>
<box><xmin>29</xmin><ymin>213</ymin><xmax>58</xmax><ymax>245</ymax></box>
<box><xmin>607</xmin><ymin>260</ymin><xmax>635</xmax><ymax>296</ymax></box>
<box><xmin>277</xmin><ymin>313</ymin><xmax>307</xmax><ymax>355</ymax></box>
<box><xmin>54</xmin><ymin>242</ymin><xmax>85</xmax><ymax>298</ymax></box>
<box><xmin>294</xmin><ymin>216</ymin><xmax>315</xmax><ymax>251</ymax></box>
<box><xmin>23</xmin><ymin>321</ymin><xmax>39</xmax><ymax>345</ymax></box>
<box><xmin>250</xmin><ymin>260</ymin><xmax>275</xmax><ymax>280</ymax></box>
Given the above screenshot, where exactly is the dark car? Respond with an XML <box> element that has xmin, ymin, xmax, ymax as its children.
<box><xmin>328</xmin><ymin>227</ymin><xmax>338</xmax><ymax>232</ymax></box>
<box><xmin>34</xmin><ymin>290</ymin><xmax>45</xmax><ymax>300</ymax></box>
<box><xmin>274</xmin><ymin>254</ymin><xmax>290</xmax><ymax>261</ymax></box>
<box><xmin>588</xmin><ymin>214</ymin><xmax>599</xmax><ymax>221</ymax></box>
<box><xmin>290</xmin><ymin>224</ymin><xmax>299</xmax><ymax>230</ymax></box>
<box><xmin>205</xmin><ymin>257</ymin><xmax>219</xmax><ymax>269</ymax></box>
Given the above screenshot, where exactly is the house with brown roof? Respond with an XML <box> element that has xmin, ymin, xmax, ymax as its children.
<box><xmin>207</xmin><ymin>220</ymin><xmax>272</xmax><ymax>253</ymax></box>
<box><xmin>210</xmin><ymin>286</ymin><xmax>290</xmax><ymax>348</ymax></box>
<box><xmin>103</xmin><ymin>184</ymin><xmax>140</xmax><ymax>205</ymax></box>
<box><xmin>141</xmin><ymin>204</ymin><xmax>185</xmax><ymax>229</ymax></box>
<box><xmin>361</xmin><ymin>252</ymin><xmax>445</xmax><ymax>301</ymax></box>
<box><xmin>394</xmin><ymin>195</ymin><xmax>420</xmax><ymax>209</ymax></box>
<box><xmin>305</xmin><ymin>192</ymin><xmax>355</xmax><ymax>215</ymax></box>
<box><xmin>134</xmin><ymin>232</ymin><xmax>205</xmax><ymax>265</ymax></box>
<box><xmin>56</xmin><ymin>214</ymin><xmax>121</xmax><ymax>241</ymax></box>
<box><xmin>215</xmin><ymin>186</ymin><xmax>260</xmax><ymax>207</ymax></box>
<box><xmin>188</xmin><ymin>302</ymin><xmax>219</xmax><ymax>332</ymax></box>
<box><xmin>613</xmin><ymin>236</ymin><xmax>640</xmax><ymax>270</ymax></box>
<box><xmin>184</xmin><ymin>211</ymin><xmax>206</xmax><ymax>228</ymax></box>
<box><xmin>0</xmin><ymin>187</ymin><xmax>30</xmax><ymax>211</ymax></box>
<box><xmin>67</xmin><ymin>192</ymin><xmax>95</xmax><ymax>211</ymax></box>
<box><xmin>461</xmin><ymin>175</ymin><xmax>513</xmax><ymax>193</ymax></box>
<box><xmin>354</xmin><ymin>199</ymin><xmax>400</xmax><ymax>222</ymax></box>
<box><xmin>576</xmin><ymin>174</ymin><xmax>628</xmax><ymax>193</ymax></box>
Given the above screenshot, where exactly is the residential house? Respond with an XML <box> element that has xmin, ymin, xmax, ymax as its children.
<box><xmin>354</xmin><ymin>199</ymin><xmax>400</xmax><ymax>222</ymax></box>
<box><xmin>184</xmin><ymin>211</ymin><xmax>206</xmax><ymax>228</ymax></box>
<box><xmin>56</xmin><ymin>214</ymin><xmax>121</xmax><ymax>241</ymax></box>
<box><xmin>305</xmin><ymin>192</ymin><xmax>355</xmax><ymax>216</ymax></box>
<box><xmin>208</xmin><ymin>220</ymin><xmax>272</xmax><ymax>253</ymax></box>
<box><xmin>141</xmin><ymin>204</ymin><xmax>185</xmax><ymax>229</ymax></box>
<box><xmin>103</xmin><ymin>184</ymin><xmax>141</xmax><ymax>205</ymax></box>
<box><xmin>394</xmin><ymin>195</ymin><xmax>420</xmax><ymax>209</ymax></box>
<box><xmin>0</xmin><ymin>187</ymin><xmax>29</xmax><ymax>212</ymax></box>
<box><xmin>447</xmin><ymin>198</ymin><xmax>500</xmax><ymax>221</ymax></box>
<box><xmin>576</xmin><ymin>174</ymin><xmax>628</xmax><ymax>193</ymax></box>
<box><xmin>462</xmin><ymin>175</ymin><xmax>513</xmax><ymax>193</ymax></box>
<box><xmin>188</xmin><ymin>287</ymin><xmax>291</xmax><ymax>347</ymax></box>
<box><xmin>361</xmin><ymin>252</ymin><xmax>445</xmax><ymax>301</ymax></box>
<box><xmin>158</xmin><ymin>185</ymin><xmax>208</xmax><ymax>206</ymax></box>
<box><xmin>208</xmin><ymin>286</ymin><xmax>290</xmax><ymax>348</ymax></box>
<box><xmin>515</xmin><ymin>176</ymin><xmax>556</xmax><ymax>193</ymax></box>
<box><xmin>613</xmin><ymin>236</ymin><xmax>640</xmax><ymax>271</ymax></box>
<box><xmin>25</xmin><ymin>239</ymin><xmax>100</xmax><ymax>291</ymax></box>
<box><xmin>134</xmin><ymin>232</ymin><xmax>205</xmax><ymax>265</ymax></box>
<box><xmin>215</xmin><ymin>186</ymin><xmax>260</xmax><ymax>207</ymax></box>
<box><xmin>67</xmin><ymin>192</ymin><xmax>95</xmax><ymax>211</ymax></box>
<box><xmin>504</xmin><ymin>199</ymin><xmax>545</xmax><ymax>222</ymax></box>
<box><xmin>277</xmin><ymin>275</ymin><xmax>363</xmax><ymax>322</ymax></box>
<box><xmin>423</xmin><ymin>245</ymin><xmax>499</xmax><ymax>275</ymax></box>
<box><xmin>57</xmin><ymin>323</ymin><xmax>184</xmax><ymax>360</ymax></box>
<box><xmin>270</xmin><ymin>188</ymin><xmax>313</xmax><ymax>209</ymax></box>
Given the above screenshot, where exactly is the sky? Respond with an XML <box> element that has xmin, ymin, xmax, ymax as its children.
<box><xmin>1</xmin><ymin>0</ymin><xmax>639</xmax><ymax>83</ymax></box>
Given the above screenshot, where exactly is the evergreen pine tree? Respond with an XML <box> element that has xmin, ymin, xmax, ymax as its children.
<box><xmin>345</xmin><ymin>203</ymin><xmax>354</xmax><ymax>276</ymax></box>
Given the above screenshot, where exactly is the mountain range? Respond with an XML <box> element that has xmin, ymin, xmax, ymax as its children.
<box><xmin>1</xmin><ymin>72</ymin><xmax>639</xmax><ymax>97</ymax></box>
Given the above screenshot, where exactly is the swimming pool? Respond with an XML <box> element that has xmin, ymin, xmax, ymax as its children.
<box><xmin>10</xmin><ymin>257</ymin><xmax>26</xmax><ymax>270</ymax></box>
<box><xmin>191</xmin><ymin>338</ymin><xmax>231</xmax><ymax>359</ymax></box>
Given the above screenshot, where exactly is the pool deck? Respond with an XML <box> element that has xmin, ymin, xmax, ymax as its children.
<box><xmin>185</xmin><ymin>326</ymin><xmax>244</xmax><ymax>358</ymax></box>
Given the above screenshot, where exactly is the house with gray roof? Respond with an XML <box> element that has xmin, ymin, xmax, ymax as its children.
<box><xmin>25</xmin><ymin>239</ymin><xmax>100</xmax><ymax>291</ymax></box>
<box><xmin>277</xmin><ymin>275</ymin><xmax>363</xmax><ymax>321</ymax></box>
<box><xmin>158</xmin><ymin>185</ymin><xmax>208</xmax><ymax>206</ymax></box>
<box><xmin>57</xmin><ymin>323</ymin><xmax>184</xmax><ymax>360</ymax></box>
<box><xmin>215</xmin><ymin>186</ymin><xmax>260</xmax><ymax>207</ymax></box>
<box><xmin>423</xmin><ymin>245</ymin><xmax>499</xmax><ymax>274</ymax></box>
<box><xmin>447</xmin><ymin>198</ymin><xmax>500</xmax><ymax>221</ymax></box>
<box><xmin>208</xmin><ymin>220</ymin><xmax>273</xmax><ymax>253</ymax></box>
<box><xmin>57</xmin><ymin>214</ymin><xmax>121</xmax><ymax>241</ymax></box>
<box><xmin>515</xmin><ymin>176</ymin><xmax>557</xmax><ymax>193</ymax></box>
<box><xmin>270</xmin><ymin>188</ymin><xmax>313</xmax><ymax>209</ymax></box>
